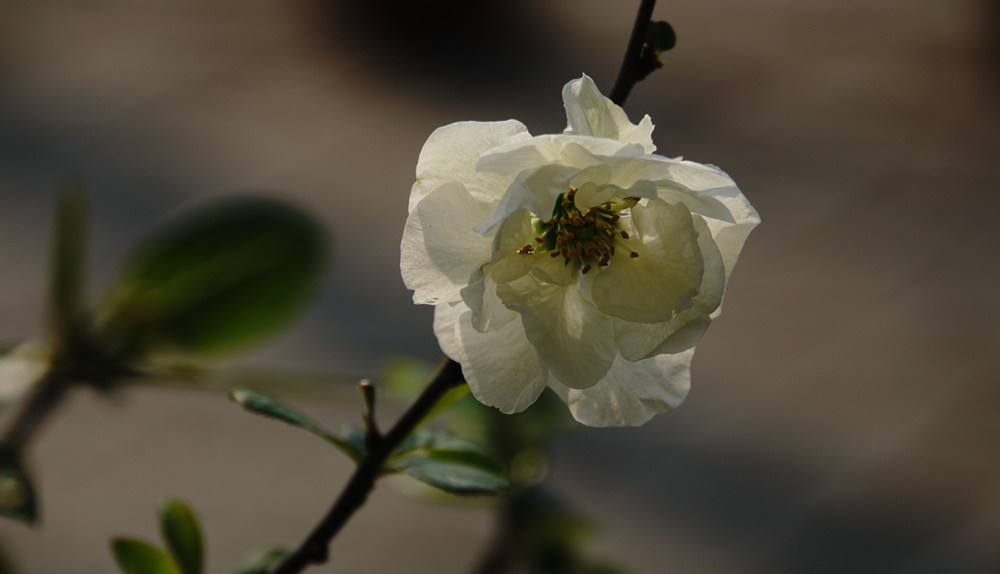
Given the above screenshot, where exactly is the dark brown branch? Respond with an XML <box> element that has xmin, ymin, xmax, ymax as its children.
<box><xmin>0</xmin><ymin>371</ymin><xmax>72</xmax><ymax>450</ymax></box>
<box><xmin>271</xmin><ymin>357</ymin><xmax>465</xmax><ymax>574</ymax></box>
<box><xmin>608</xmin><ymin>0</ymin><xmax>658</xmax><ymax>106</ymax></box>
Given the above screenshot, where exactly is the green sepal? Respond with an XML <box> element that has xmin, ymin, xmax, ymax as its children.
<box><xmin>159</xmin><ymin>499</ymin><xmax>204</xmax><ymax>574</ymax></box>
<box><xmin>110</xmin><ymin>538</ymin><xmax>182</xmax><ymax>574</ymax></box>
<box><xmin>96</xmin><ymin>196</ymin><xmax>328</xmax><ymax>360</ymax></box>
<box><xmin>0</xmin><ymin>444</ymin><xmax>38</xmax><ymax>525</ymax></box>
<box><xmin>229</xmin><ymin>389</ymin><xmax>361</xmax><ymax>462</ymax></box>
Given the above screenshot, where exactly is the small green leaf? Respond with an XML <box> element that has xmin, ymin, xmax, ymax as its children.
<box><xmin>159</xmin><ymin>499</ymin><xmax>203</xmax><ymax>574</ymax></box>
<box><xmin>96</xmin><ymin>196</ymin><xmax>328</xmax><ymax>360</ymax></box>
<box><xmin>0</xmin><ymin>444</ymin><xmax>38</xmax><ymax>525</ymax></box>
<box><xmin>395</xmin><ymin>456</ymin><xmax>508</xmax><ymax>496</ymax></box>
<box><xmin>229</xmin><ymin>389</ymin><xmax>360</xmax><ymax>462</ymax></box>
<box><xmin>231</xmin><ymin>547</ymin><xmax>290</xmax><ymax>574</ymax></box>
<box><xmin>419</xmin><ymin>384</ymin><xmax>471</xmax><ymax>426</ymax></box>
<box><xmin>644</xmin><ymin>21</ymin><xmax>676</xmax><ymax>55</ymax></box>
<box><xmin>110</xmin><ymin>538</ymin><xmax>182</xmax><ymax>574</ymax></box>
<box><xmin>390</xmin><ymin>429</ymin><xmax>502</xmax><ymax>474</ymax></box>
<box><xmin>388</xmin><ymin>429</ymin><xmax>508</xmax><ymax>495</ymax></box>
<box><xmin>341</xmin><ymin>425</ymin><xmax>368</xmax><ymax>460</ymax></box>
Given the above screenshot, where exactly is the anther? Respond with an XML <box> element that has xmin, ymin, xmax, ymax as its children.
<box><xmin>630</xmin><ymin>252</ymin><xmax>639</xmax><ymax>258</ymax></box>
<box><xmin>550</xmin><ymin>251</ymin><xmax>560</xmax><ymax>258</ymax></box>
<box><xmin>517</xmin><ymin>244</ymin><xmax>534</xmax><ymax>255</ymax></box>
<box><xmin>620</xmin><ymin>231</ymin><xmax>630</xmax><ymax>239</ymax></box>
<box><xmin>581</xmin><ymin>264</ymin><xmax>592</xmax><ymax>274</ymax></box>
<box><xmin>561</xmin><ymin>199</ymin><xmax>572</xmax><ymax>207</ymax></box>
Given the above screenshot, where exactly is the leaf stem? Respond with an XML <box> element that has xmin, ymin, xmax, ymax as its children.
<box><xmin>270</xmin><ymin>357</ymin><xmax>465</xmax><ymax>574</ymax></box>
<box><xmin>608</xmin><ymin>0</ymin><xmax>658</xmax><ymax>106</ymax></box>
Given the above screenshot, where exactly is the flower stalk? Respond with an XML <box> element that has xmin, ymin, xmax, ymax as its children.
<box><xmin>609</xmin><ymin>0</ymin><xmax>658</xmax><ymax>105</ymax></box>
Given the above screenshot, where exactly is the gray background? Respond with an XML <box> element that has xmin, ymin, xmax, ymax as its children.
<box><xmin>1</xmin><ymin>0</ymin><xmax>999</xmax><ymax>572</ymax></box>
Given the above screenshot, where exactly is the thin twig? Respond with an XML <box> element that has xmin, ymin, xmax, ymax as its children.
<box><xmin>271</xmin><ymin>357</ymin><xmax>465</xmax><ymax>574</ymax></box>
<box><xmin>0</xmin><ymin>371</ymin><xmax>72</xmax><ymax>450</ymax></box>
<box><xmin>608</xmin><ymin>0</ymin><xmax>657</xmax><ymax>106</ymax></box>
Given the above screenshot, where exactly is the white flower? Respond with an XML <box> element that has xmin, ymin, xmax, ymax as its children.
<box><xmin>401</xmin><ymin>75</ymin><xmax>759</xmax><ymax>427</ymax></box>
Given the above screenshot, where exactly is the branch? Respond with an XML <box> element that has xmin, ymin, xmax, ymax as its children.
<box><xmin>270</xmin><ymin>357</ymin><xmax>465</xmax><ymax>574</ymax></box>
<box><xmin>609</xmin><ymin>0</ymin><xmax>658</xmax><ymax>106</ymax></box>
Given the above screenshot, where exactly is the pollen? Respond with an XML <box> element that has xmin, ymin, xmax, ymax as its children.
<box><xmin>526</xmin><ymin>189</ymin><xmax>636</xmax><ymax>271</ymax></box>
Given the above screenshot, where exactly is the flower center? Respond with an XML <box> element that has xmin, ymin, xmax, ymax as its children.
<box><xmin>517</xmin><ymin>189</ymin><xmax>638</xmax><ymax>274</ymax></box>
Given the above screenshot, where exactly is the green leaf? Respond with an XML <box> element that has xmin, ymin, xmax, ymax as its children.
<box><xmin>419</xmin><ymin>384</ymin><xmax>471</xmax><ymax>426</ymax></box>
<box><xmin>390</xmin><ymin>428</ymin><xmax>502</xmax><ymax>474</ymax></box>
<box><xmin>644</xmin><ymin>21</ymin><xmax>676</xmax><ymax>55</ymax></box>
<box><xmin>159</xmin><ymin>499</ymin><xmax>203</xmax><ymax>574</ymax></box>
<box><xmin>110</xmin><ymin>538</ymin><xmax>182</xmax><ymax>574</ymax></box>
<box><xmin>231</xmin><ymin>547</ymin><xmax>290</xmax><ymax>574</ymax></box>
<box><xmin>388</xmin><ymin>429</ymin><xmax>507</xmax><ymax>495</ymax></box>
<box><xmin>0</xmin><ymin>444</ymin><xmax>38</xmax><ymax>525</ymax></box>
<box><xmin>229</xmin><ymin>389</ymin><xmax>360</xmax><ymax>462</ymax></box>
<box><xmin>395</xmin><ymin>456</ymin><xmax>508</xmax><ymax>496</ymax></box>
<box><xmin>96</xmin><ymin>196</ymin><xmax>328</xmax><ymax>360</ymax></box>
<box><xmin>47</xmin><ymin>186</ymin><xmax>88</xmax><ymax>356</ymax></box>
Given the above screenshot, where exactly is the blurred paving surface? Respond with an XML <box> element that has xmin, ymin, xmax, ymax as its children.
<box><xmin>1</xmin><ymin>0</ymin><xmax>999</xmax><ymax>572</ymax></box>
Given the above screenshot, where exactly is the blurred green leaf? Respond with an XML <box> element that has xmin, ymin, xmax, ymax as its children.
<box><xmin>0</xmin><ymin>538</ymin><xmax>17</xmax><ymax>574</ymax></box>
<box><xmin>0</xmin><ymin>444</ymin><xmax>37</xmax><ymax>525</ymax></box>
<box><xmin>229</xmin><ymin>389</ymin><xmax>360</xmax><ymax>462</ymax></box>
<box><xmin>47</xmin><ymin>187</ymin><xmax>88</xmax><ymax>358</ymax></box>
<box><xmin>395</xmin><ymin>456</ymin><xmax>508</xmax><ymax>496</ymax></box>
<box><xmin>231</xmin><ymin>547</ymin><xmax>290</xmax><ymax>574</ymax></box>
<box><xmin>0</xmin><ymin>344</ymin><xmax>49</xmax><ymax>414</ymax></box>
<box><xmin>342</xmin><ymin>425</ymin><xmax>368</xmax><ymax>460</ymax></box>
<box><xmin>97</xmin><ymin>196</ymin><xmax>328</xmax><ymax>359</ymax></box>
<box><xmin>159</xmin><ymin>499</ymin><xmax>203</xmax><ymax>574</ymax></box>
<box><xmin>420</xmin><ymin>384</ymin><xmax>470</xmax><ymax>426</ymax></box>
<box><xmin>110</xmin><ymin>538</ymin><xmax>181</xmax><ymax>574</ymax></box>
<box><xmin>644</xmin><ymin>21</ymin><xmax>676</xmax><ymax>55</ymax></box>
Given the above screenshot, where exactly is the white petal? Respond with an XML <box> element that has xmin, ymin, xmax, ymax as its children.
<box><xmin>562</xmin><ymin>74</ymin><xmax>656</xmax><ymax>153</ymax></box>
<box><xmin>548</xmin><ymin>350</ymin><xmax>694</xmax><ymax>427</ymax></box>
<box><xmin>496</xmin><ymin>276</ymin><xmax>616</xmax><ymax>389</ymax></box>
<box><xmin>411</xmin><ymin>120</ymin><xmax>531</xmax><ymax>211</ymax></box>
<box><xmin>610</xmin><ymin>157</ymin><xmax>760</xmax><ymax>280</ymax></box>
<box><xmin>475</xmin><ymin>137</ymin><xmax>647</xmax><ymax>233</ymax></box>
<box><xmin>460</xmin><ymin>267</ymin><xmax>517</xmax><ymax>333</ymax></box>
<box><xmin>401</xmin><ymin>182</ymin><xmax>495</xmax><ymax>305</ymax></box>
<box><xmin>433</xmin><ymin>302</ymin><xmax>548</xmax><ymax>414</ymax></box>
<box><xmin>612</xmin><ymin>309</ymin><xmax>710</xmax><ymax>361</ymax></box>
<box><xmin>591</xmin><ymin>199</ymin><xmax>703</xmax><ymax>323</ymax></box>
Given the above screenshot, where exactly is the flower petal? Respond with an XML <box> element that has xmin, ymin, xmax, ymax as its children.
<box><xmin>497</xmin><ymin>276</ymin><xmax>616</xmax><ymax>389</ymax></box>
<box><xmin>434</xmin><ymin>302</ymin><xmax>548</xmax><ymax>414</ymax></box>
<box><xmin>562</xmin><ymin>75</ymin><xmax>656</xmax><ymax>153</ymax></box>
<box><xmin>612</xmin><ymin>309</ymin><xmax>710</xmax><ymax>361</ymax></box>
<box><xmin>609</xmin><ymin>157</ymin><xmax>760</xmax><ymax>280</ymax></box>
<box><xmin>475</xmin><ymin>137</ymin><xmax>647</xmax><ymax>233</ymax></box>
<box><xmin>591</xmin><ymin>199</ymin><xmax>703</xmax><ymax>323</ymax></box>
<box><xmin>401</xmin><ymin>182</ymin><xmax>495</xmax><ymax>305</ymax></box>
<box><xmin>547</xmin><ymin>350</ymin><xmax>694</xmax><ymax>427</ymax></box>
<box><xmin>411</xmin><ymin>120</ymin><xmax>531</xmax><ymax>211</ymax></box>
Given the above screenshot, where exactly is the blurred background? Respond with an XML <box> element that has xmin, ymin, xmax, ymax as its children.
<box><xmin>1</xmin><ymin>0</ymin><xmax>999</xmax><ymax>572</ymax></box>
